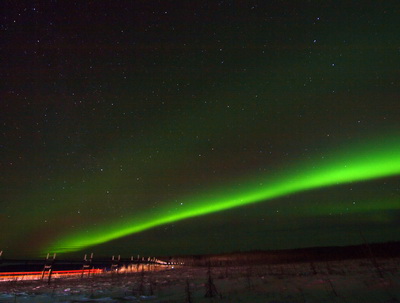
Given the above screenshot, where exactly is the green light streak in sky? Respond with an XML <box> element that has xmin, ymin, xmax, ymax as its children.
<box><xmin>48</xmin><ymin>138</ymin><xmax>400</xmax><ymax>253</ymax></box>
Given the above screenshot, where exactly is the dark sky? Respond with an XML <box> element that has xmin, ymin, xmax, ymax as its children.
<box><xmin>1</xmin><ymin>1</ymin><xmax>400</xmax><ymax>259</ymax></box>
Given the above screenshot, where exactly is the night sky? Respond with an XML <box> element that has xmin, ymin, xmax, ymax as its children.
<box><xmin>1</xmin><ymin>1</ymin><xmax>400</xmax><ymax>259</ymax></box>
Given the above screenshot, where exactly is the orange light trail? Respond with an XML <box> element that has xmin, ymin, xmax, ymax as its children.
<box><xmin>0</xmin><ymin>269</ymin><xmax>103</xmax><ymax>281</ymax></box>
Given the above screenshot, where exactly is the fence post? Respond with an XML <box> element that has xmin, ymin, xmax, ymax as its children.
<box><xmin>41</xmin><ymin>253</ymin><xmax>56</xmax><ymax>284</ymax></box>
<box><xmin>111</xmin><ymin>255</ymin><xmax>120</xmax><ymax>274</ymax></box>
<box><xmin>81</xmin><ymin>253</ymin><xmax>94</xmax><ymax>278</ymax></box>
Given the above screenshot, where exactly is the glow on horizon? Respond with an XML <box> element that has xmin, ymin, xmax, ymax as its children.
<box><xmin>47</xmin><ymin>138</ymin><xmax>400</xmax><ymax>254</ymax></box>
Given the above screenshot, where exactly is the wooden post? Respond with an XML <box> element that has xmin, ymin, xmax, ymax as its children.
<box><xmin>81</xmin><ymin>253</ymin><xmax>94</xmax><ymax>278</ymax></box>
<box><xmin>130</xmin><ymin>256</ymin><xmax>134</xmax><ymax>273</ymax></box>
<box><xmin>111</xmin><ymin>255</ymin><xmax>120</xmax><ymax>274</ymax></box>
<box><xmin>47</xmin><ymin>267</ymin><xmax>53</xmax><ymax>285</ymax></box>
<box><xmin>41</xmin><ymin>253</ymin><xmax>50</xmax><ymax>280</ymax></box>
<box><xmin>41</xmin><ymin>253</ymin><xmax>56</xmax><ymax>284</ymax></box>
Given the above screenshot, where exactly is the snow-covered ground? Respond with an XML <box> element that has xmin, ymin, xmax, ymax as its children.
<box><xmin>0</xmin><ymin>258</ymin><xmax>399</xmax><ymax>302</ymax></box>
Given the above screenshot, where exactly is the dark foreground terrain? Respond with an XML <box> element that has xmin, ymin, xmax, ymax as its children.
<box><xmin>1</xmin><ymin>242</ymin><xmax>399</xmax><ymax>302</ymax></box>
<box><xmin>0</xmin><ymin>257</ymin><xmax>399</xmax><ymax>302</ymax></box>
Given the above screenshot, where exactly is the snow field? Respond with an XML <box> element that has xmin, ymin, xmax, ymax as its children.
<box><xmin>0</xmin><ymin>258</ymin><xmax>399</xmax><ymax>302</ymax></box>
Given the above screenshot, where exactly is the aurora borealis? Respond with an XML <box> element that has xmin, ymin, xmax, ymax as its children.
<box><xmin>49</xmin><ymin>137</ymin><xmax>400</xmax><ymax>253</ymax></box>
<box><xmin>2</xmin><ymin>1</ymin><xmax>400</xmax><ymax>258</ymax></box>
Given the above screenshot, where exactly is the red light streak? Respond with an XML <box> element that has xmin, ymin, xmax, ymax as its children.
<box><xmin>0</xmin><ymin>269</ymin><xmax>103</xmax><ymax>281</ymax></box>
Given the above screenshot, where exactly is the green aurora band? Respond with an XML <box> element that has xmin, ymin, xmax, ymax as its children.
<box><xmin>48</xmin><ymin>138</ymin><xmax>400</xmax><ymax>254</ymax></box>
